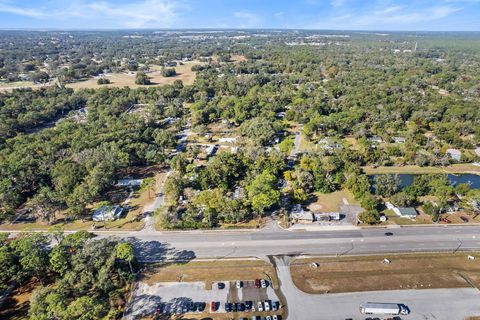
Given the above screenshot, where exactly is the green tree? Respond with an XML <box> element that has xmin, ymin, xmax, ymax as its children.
<box><xmin>246</xmin><ymin>170</ymin><xmax>280</xmax><ymax>214</ymax></box>
<box><xmin>373</xmin><ymin>174</ymin><xmax>401</xmax><ymax>197</ymax></box>
<box><xmin>140</xmin><ymin>177</ymin><xmax>156</xmax><ymax>198</ymax></box>
<box><xmin>116</xmin><ymin>242</ymin><xmax>135</xmax><ymax>273</ymax></box>
<box><xmin>135</xmin><ymin>72</ymin><xmax>151</xmax><ymax>85</ymax></box>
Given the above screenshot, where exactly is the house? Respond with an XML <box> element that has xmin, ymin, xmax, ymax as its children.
<box><xmin>219</xmin><ymin>137</ymin><xmax>237</xmax><ymax>143</ymax></box>
<box><xmin>446</xmin><ymin>148</ymin><xmax>462</xmax><ymax>161</ymax></box>
<box><xmin>92</xmin><ymin>205</ymin><xmax>124</xmax><ymax>222</ymax></box>
<box><xmin>205</xmin><ymin>145</ymin><xmax>217</xmax><ymax>157</ymax></box>
<box><xmin>290</xmin><ymin>204</ymin><xmax>314</xmax><ymax>224</ymax></box>
<box><xmin>393</xmin><ymin>207</ymin><xmax>417</xmax><ymax>219</ymax></box>
<box><xmin>392</xmin><ymin>137</ymin><xmax>406</xmax><ymax>143</ymax></box>
<box><xmin>116</xmin><ymin>178</ymin><xmax>143</xmax><ymax>187</ymax></box>
<box><xmin>314</xmin><ymin>212</ymin><xmax>341</xmax><ymax>221</ymax></box>
<box><xmin>318</xmin><ymin>138</ymin><xmax>342</xmax><ymax>151</ymax></box>
<box><xmin>232</xmin><ymin>187</ymin><xmax>244</xmax><ymax>200</ymax></box>
<box><xmin>367</xmin><ymin>136</ymin><xmax>383</xmax><ymax>143</ymax></box>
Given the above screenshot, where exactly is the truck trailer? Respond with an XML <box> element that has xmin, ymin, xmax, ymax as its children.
<box><xmin>359</xmin><ymin>302</ymin><xmax>409</xmax><ymax>315</ymax></box>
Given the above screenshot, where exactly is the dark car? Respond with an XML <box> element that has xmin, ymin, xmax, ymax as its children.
<box><xmin>232</xmin><ymin>303</ymin><xmax>237</xmax><ymax>312</ymax></box>
<box><xmin>195</xmin><ymin>302</ymin><xmax>206</xmax><ymax>312</ymax></box>
<box><xmin>217</xmin><ymin>282</ymin><xmax>225</xmax><ymax>289</ymax></box>
<box><xmin>155</xmin><ymin>304</ymin><xmax>163</xmax><ymax>314</ymax></box>
<box><xmin>255</xmin><ymin>278</ymin><xmax>261</xmax><ymax>288</ymax></box>
<box><xmin>245</xmin><ymin>300</ymin><xmax>253</xmax><ymax>310</ymax></box>
<box><xmin>384</xmin><ymin>232</ymin><xmax>394</xmax><ymax>236</ymax></box>
<box><xmin>188</xmin><ymin>302</ymin><xmax>196</xmax><ymax>312</ymax></box>
<box><xmin>237</xmin><ymin>302</ymin><xmax>245</xmax><ymax>312</ymax></box>
<box><xmin>225</xmin><ymin>302</ymin><xmax>233</xmax><ymax>312</ymax></box>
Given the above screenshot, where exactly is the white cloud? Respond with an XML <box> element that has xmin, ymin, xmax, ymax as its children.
<box><xmin>309</xmin><ymin>4</ymin><xmax>462</xmax><ymax>30</ymax></box>
<box><xmin>233</xmin><ymin>11</ymin><xmax>262</xmax><ymax>28</ymax></box>
<box><xmin>0</xmin><ymin>0</ymin><xmax>187</xmax><ymax>28</ymax></box>
<box><xmin>0</xmin><ymin>1</ymin><xmax>45</xmax><ymax>17</ymax></box>
<box><xmin>330</xmin><ymin>0</ymin><xmax>345</xmax><ymax>7</ymax></box>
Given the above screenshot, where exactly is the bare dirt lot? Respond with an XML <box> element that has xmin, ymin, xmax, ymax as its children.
<box><xmin>291</xmin><ymin>253</ymin><xmax>480</xmax><ymax>294</ymax></box>
<box><xmin>65</xmin><ymin>61</ymin><xmax>204</xmax><ymax>90</ymax></box>
<box><xmin>142</xmin><ymin>259</ymin><xmax>279</xmax><ymax>290</ymax></box>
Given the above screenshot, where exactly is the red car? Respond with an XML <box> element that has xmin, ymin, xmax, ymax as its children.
<box><xmin>255</xmin><ymin>279</ymin><xmax>260</xmax><ymax>288</ymax></box>
<box><xmin>211</xmin><ymin>301</ymin><xmax>218</xmax><ymax>312</ymax></box>
<box><xmin>440</xmin><ymin>218</ymin><xmax>451</xmax><ymax>223</ymax></box>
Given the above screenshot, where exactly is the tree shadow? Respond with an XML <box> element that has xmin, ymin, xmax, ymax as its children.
<box><xmin>126</xmin><ymin>237</ymin><xmax>172</xmax><ymax>263</ymax></box>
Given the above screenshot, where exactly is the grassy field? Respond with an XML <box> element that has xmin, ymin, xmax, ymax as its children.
<box><xmin>65</xmin><ymin>61</ymin><xmax>204</xmax><ymax>90</ymax></box>
<box><xmin>307</xmin><ymin>189</ymin><xmax>358</xmax><ymax>212</ymax></box>
<box><xmin>141</xmin><ymin>259</ymin><xmax>279</xmax><ymax>290</ymax></box>
<box><xmin>291</xmin><ymin>253</ymin><xmax>480</xmax><ymax>294</ymax></box>
<box><xmin>363</xmin><ymin>164</ymin><xmax>480</xmax><ymax>175</ymax></box>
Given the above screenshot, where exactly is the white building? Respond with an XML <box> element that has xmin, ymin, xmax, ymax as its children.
<box><xmin>446</xmin><ymin>148</ymin><xmax>462</xmax><ymax>161</ymax></box>
<box><xmin>92</xmin><ymin>205</ymin><xmax>124</xmax><ymax>222</ymax></box>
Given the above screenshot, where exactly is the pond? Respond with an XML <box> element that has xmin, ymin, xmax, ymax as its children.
<box><xmin>370</xmin><ymin>173</ymin><xmax>480</xmax><ymax>189</ymax></box>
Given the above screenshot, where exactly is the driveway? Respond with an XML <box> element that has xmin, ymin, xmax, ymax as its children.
<box><xmin>273</xmin><ymin>256</ymin><xmax>480</xmax><ymax>320</ymax></box>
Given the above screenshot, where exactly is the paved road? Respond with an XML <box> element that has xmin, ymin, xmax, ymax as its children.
<box><xmin>121</xmin><ymin>226</ymin><xmax>480</xmax><ymax>262</ymax></box>
<box><xmin>273</xmin><ymin>256</ymin><xmax>480</xmax><ymax>320</ymax></box>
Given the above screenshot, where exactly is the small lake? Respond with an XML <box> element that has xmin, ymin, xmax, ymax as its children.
<box><xmin>369</xmin><ymin>173</ymin><xmax>480</xmax><ymax>189</ymax></box>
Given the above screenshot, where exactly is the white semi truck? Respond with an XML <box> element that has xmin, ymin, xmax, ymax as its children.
<box><xmin>359</xmin><ymin>302</ymin><xmax>409</xmax><ymax>315</ymax></box>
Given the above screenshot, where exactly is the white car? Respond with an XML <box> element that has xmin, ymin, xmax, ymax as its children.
<box><xmin>260</xmin><ymin>279</ymin><xmax>267</xmax><ymax>288</ymax></box>
<box><xmin>266</xmin><ymin>316</ymin><xmax>272</xmax><ymax>320</ymax></box>
<box><xmin>264</xmin><ymin>300</ymin><xmax>271</xmax><ymax>311</ymax></box>
<box><xmin>257</xmin><ymin>301</ymin><xmax>264</xmax><ymax>312</ymax></box>
<box><xmin>236</xmin><ymin>280</ymin><xmax>243</xmax><ymax>288</ymax></box>
<box><xmin>273</xmin><ymin>316</ymin><xmax>279</xmax><ymax>320</ymax></box>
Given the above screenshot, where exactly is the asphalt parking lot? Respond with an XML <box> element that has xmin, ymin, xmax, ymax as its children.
<box><xmin>126</xmin><ymin>279</ymin><xmax>281</xmax><ymax>319</ymax></box>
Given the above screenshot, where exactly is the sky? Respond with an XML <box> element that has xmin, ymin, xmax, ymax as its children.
<box><xmin>0</xmin><ymin>0</ymin><xmax>479</xmax><ymax>31</ymax></box>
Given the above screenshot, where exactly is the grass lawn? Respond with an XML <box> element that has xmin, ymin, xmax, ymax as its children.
<box><xmin>141</xmin><ymin>259</ymin><xmax>279</xmax><ymax>290</ymax></box>
<box><xmin>65</xmin><ymin>61</ymin><xmax>204</xmax><ymax>90</ymax></box>
<box><xmin>297</xmin><ymin>134</ymin><xmax>317</xmax><ymax>153</ymax></box>
<box><xmin>363</xmin><ymin>164</ymin><xmax>480</xmax><ymax>175</ymax></box>
<box><xmin>291</xmin><ymin>252</ymin><xmax>480</xmax><ymax>294</ymax></box>
<box><xmin>307</xmin><ymin>189</ymin><xmax>358</xmax><ymax>212</ymax></box>
<box><xmin>382</xmin><ymin>209</ymin><xmax>433</xmax><ymax>225</ymax></box>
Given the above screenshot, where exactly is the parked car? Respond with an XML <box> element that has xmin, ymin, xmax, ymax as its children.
<box><xmin>236</xmin><ymin>280</ymin><xmax>243</xmax><ymax>288</ymax></box>
<box><xmin>245</xmin><ymin>300</ymin><xmax>253</xmax><ymax>310</ymax></box>
<box><xmin>237</xmin><ymin>302</ymin><xmax>245</xmax><ymax>312</ymax></box>
<box><xmin>264</xmin><ymin>300</ymin><xmax>271</xmax><ymax>311</ymax></box>
<box><xmin>195</xmin><ymin>302</ymin><xmax>206</xmax><ymax>312</ymax></box>
<box><xmin>273</xmin><ymin>316</ymin><xmax>281</xmax><ymax>320</ymax></box>
<box><xmin>258</xmin><ymin>301</ymin><xmax>264</xmax><ymax>312</ymax></box>
<box><xmin>155</xmin><ymin>304</ymin><xmax>163</xmax><ymax>314</ymax></box>
<box><xmin>255</xmin><ymin>278</ymin><xmax>261</xmax><ymax>288</ymax></box>
<box><xmin>440</xmin><ymin>217</ymin><xmax>451</xmax><ymax>223</ymax></box>
<box><xmin>211</xmin><ymin>301</ymin><xmax>218</xmax><ymax>312</ymax></box>
<box><xmin>260</xmin><ymin>279</ymin><xmax>268</xmax><ymax>288</ymax></box>
<box><xmin>217</xmin><ymin>282</ymin><xmax>225</xmax><ymax>289</ymax></box>
<box><xmin>225</xmin><ymin>302</ymin><xmax>232</xmax><ymax>312</ymax></box>
<box><xmin>272</xmin><ymin>300</ymin><xmax>279</xmax><ymax>311</ymax></box>
<box><xmin>266</xmin><ymin>316</ymin><xmax>272</xmax><ymax>320</ymax></box>
<box><xmin>187</xmin><ymin>302</ymin><xmax>195</xmax><ymax>312</ymax></box>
